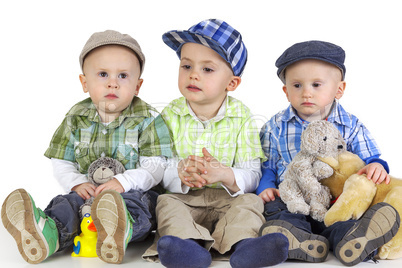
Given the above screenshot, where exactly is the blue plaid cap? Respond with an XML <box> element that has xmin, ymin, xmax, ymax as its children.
<box><xmin>276</xmin><ymin>40</ymin><xmax>346</xmax><ymax>84</ymax></box>
<box><xmin>162</xmin><ymin>19</ymin><xmax>247</xmax><ymax>76</ymax></box>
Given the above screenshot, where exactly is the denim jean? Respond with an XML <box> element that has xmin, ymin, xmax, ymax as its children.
<box><xmin>44</xmin><ymin>189</ymin><xmax>158</xmax><ymax>251</ymax></box>
<box><xmin>263</xmin><ymin>198</ymin><xmax>356</xmax><ymax>254</ymax></box>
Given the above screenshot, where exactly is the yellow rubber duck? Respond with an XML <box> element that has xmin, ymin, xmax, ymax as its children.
<box><xmin>71</xmin><ymin>213</ymin><xmax>98</xmax><ymax>257</ymax></box>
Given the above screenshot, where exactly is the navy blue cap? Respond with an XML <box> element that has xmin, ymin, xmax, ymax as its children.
<box><xmin>276</xmin><ymin>40</ymin><xmax>346</xmax><ymax>83</ymax></box>
<box><xmin>162</xmin><ymin>19</ymin><xmax>247</xmax><ymax>77</ymax></box>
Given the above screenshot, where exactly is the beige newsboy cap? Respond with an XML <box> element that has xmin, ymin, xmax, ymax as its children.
<box><xmin>79</xmin><ymin>30</ymin><xmax>145</xmax><ymax>75</ymax></box>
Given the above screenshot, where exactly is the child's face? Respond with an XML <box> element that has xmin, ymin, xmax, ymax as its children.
<box><xmin>79</xmin><ymin>45</ymin><xmax>143</xmax><ymax>123</ymax></box>
<box><xmin>283</xmin><ymin>59</ymin><xmax>346</xmax><ymax>121</ymax></box>
<box><xmin>178</xmin><ymin>43</ymin><xmax>240</xmax><ymax>119</ymax></box>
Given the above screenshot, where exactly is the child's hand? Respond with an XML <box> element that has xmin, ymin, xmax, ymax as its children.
<box><xmin>72</xmin><ymin>182</ymin><xmax>97</xmax><ymax>200</ymax></box>
<box><xmin>177</xmin><ymin>158</ymin><xmax>207</xmax><ymax>188</ymax></box>
<box><xmin>258</xmin><ymin>188</ymin><xmax>280</xmax><ymax>204</ymax></box>
<box><xmin>188</xmin><ymin>148</ymin><xmax>238</xmax><ymax>192</ymax></box>
<box><xmin>94</xmin><ymin>178</ymin><xmax>124</xmax><ymax>196</ymax></box>
<box><xmin>357</xmin><ymin>162</ymin><xmax>390</xmax><ymax>185</ymax></box>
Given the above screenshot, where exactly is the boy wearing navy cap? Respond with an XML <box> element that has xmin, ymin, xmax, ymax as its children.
<box><xmin>258</xmin><ymin>40</ymin><xmax>400</xmax><ymax>266</ymax></box>
<box><xmin>143</xmin><ymin>19</ymin><xmax>288</xmax><ymax>268</ymax></box>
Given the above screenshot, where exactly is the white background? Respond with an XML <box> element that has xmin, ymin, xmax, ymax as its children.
<box><xmin>1</xmin><ymin>0</ymin><xmax>401</xmax><ymax>267</ymax></box>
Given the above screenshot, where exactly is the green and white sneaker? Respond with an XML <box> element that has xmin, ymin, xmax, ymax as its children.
<box><xmin>92</xmin><ymin>190</ymin><xmax>134</xmax><ymax>264</ymax></box>
<box><xmin>1</xmin><ymin>189</ymin><xmax>59</xmax><ymax>264</ymax></box>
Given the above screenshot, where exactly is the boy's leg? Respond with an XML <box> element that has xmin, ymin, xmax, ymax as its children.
<box><xmin>332</xmin><ymin>202</ymin><xmax>400</xmax><ymax>266</ymax></box>
<box><xmin>121</xmin><ymin>189</ymin><xmax>158</xmax><ymax>242</ymax></box>
<box><xmin>259</xmin><ymin>198</ymin><xmax>329</xmax><ymax>263</ymax></box>
<box><xmin>43</xmin><ymin>190</ymin><xmax>85</xmax><ymax>250</ymax></box>
<box><xmin>91</xmin><ymin>189</ymin><xmax>134</xmax><ymax>264</ymax></box>
<box><xmin>230</xmin><ymin>233</ymin><xmax>289</xmax><ymax>268</ymax></box>
<box><xmin>143</xmin><ymin>191</ymin><xmax>214</xmax><ymax>264</ymax></box>
<box><xmin>157</xmin><ymin>235</ymin><xmax>212</xmax><ymax>268</ymax></box>
<box><xmin>207</xmin><ymin>191</ymin><xmax>288</xmax><ymax>267</ymax></box>
<box><xmin>212</xmin><ymin>192</ymin><xmax>265</xmax><ymax>253</ymax></box>
<box><xmin>1</xmin><ymin>189</ymin><xmax>60</xmax><ymax>264</ymax></box>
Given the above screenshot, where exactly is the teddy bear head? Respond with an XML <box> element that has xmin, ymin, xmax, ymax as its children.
<box><xmin>87</xmin><ymin>157</ymin><xmax>126</xmax><ymax>186</ymax></box>
<box><xmin>300</xmin><ymin>120</ymin><xmax>346</xmax><ymax>158</ymax></box>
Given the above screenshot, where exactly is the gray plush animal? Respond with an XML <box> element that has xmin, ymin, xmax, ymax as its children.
<box><xmin>278</xmin><ymin>120</ymin><xmax>346</xmax><ymax>221</ymax></box>
<box><xmin>79</xmin><ymin>157</ymin><xmax>126</xmax><ymax>217</ymax></box>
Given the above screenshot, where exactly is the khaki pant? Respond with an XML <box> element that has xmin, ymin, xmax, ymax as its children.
<box><xmin>143</xmin><ymin>188</ymin><xmax>265</xmax><ymax>262</ymax></box>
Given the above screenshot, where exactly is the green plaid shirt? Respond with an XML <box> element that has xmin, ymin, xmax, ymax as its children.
<box><xmin>45</xmin><ymin>97</ymin><xmax>173</xmax><ymax>174</ymax></box>
<box><xmin>162</xmin><ymin>96</ymin><xmax>265</xmax><ymax>189</ymax></box>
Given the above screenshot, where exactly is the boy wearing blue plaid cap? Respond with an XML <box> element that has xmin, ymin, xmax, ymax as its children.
<box><xmin>258</xmin><ymin>40</ymin><xmax>400</xmax><ymax>266</ymax></box>
<box><xmin>143</xmin><ymin>19</ymin><xmax>288</xmax><ymax>268</ymax></box>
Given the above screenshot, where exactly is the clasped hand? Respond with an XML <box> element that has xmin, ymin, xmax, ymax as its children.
<box><xmin>178</xmin><ymin>147</ymin><xmax>238</xmax><ymax>191</ymax></box>
<box><xmin>72</xmin><ymin>178</ymin><xmax>124</xmax><ymax>200</ymax></box>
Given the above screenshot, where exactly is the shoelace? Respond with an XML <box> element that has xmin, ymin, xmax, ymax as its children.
<box><xmin>364</xmin><ymin>250</ymin><xmax>379</xmax><ymax>264</ymax></box>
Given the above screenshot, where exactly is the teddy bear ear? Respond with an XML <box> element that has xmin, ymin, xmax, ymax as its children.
<box><xmin>112</xmin><ymin>159</ymin><xmax>126</xmax><ymax>173</ymax></box>
<box><xmin>301</xmin><ymin>130</ymin><xmax>321</xmax><ymax>155</ymax></box>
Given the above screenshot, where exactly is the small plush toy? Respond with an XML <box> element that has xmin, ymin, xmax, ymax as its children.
<box><xmin>72</xmin><ymin>213</ymin><xmax>98</xmax><ymax>257</ymax></box>
<box><xmin>79</xmin><ymin>157</ymin><xmax>126</xmax><ymax>217</ymax></box>
<box><xmin>319</xmin><ymin>150</ymin><xmax>402</xmax><ymax>260</ymax></box>
<box><xmin>72</xmin><ymin>157</ymin><xmax>126</xmax><ymax>258</ymax></box>
<box><xmin>279</xmin><ymin>120</ymin><xmax>347</xmax><ymax>221</ymax></box>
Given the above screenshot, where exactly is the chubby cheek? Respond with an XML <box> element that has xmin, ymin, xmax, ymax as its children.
<box><xmin>178</xmin><ymin>74</ymin><xmax>187</xmax><ymax>89</ymax></box>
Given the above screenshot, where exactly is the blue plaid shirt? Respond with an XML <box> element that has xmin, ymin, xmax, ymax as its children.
<box><xmin>256</xmin><ymin>101</ymin><xmax>387</xmax><ymax>194</ymax></box>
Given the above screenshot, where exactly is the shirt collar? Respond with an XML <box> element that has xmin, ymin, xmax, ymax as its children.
<box><xmin>66</xmin><ymin>96</ymin><xmax>153</xmax><ymax>128</ymax></box>
<box><xmin>171</xmin><ymin>96</ymin><xmax>244</xmax><ymax>121</ymax></box>
<box><xmin>326</xmin><ymin>100</ymin><xmax>353</xmax><ymax>128</ymax></box>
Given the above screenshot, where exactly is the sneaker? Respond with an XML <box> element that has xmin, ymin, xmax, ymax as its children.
<box><xmin>91</xmin><ymin>190</ymin><xmax>134</xmax><ymax>264</ymax></box>
<box><xmin>259</xmin><ymin>219</ymin><xmax>329</xmax><ymax>262</ymax></box>
<box><xmin>335</xmin><ymin>202</ymin><xmax>400</xmax><ymax>266</ymax></box>
<box><xmin>1</xmin><ymin>189</ymin><xmax>59</xmax><ymax>264</ymax></box>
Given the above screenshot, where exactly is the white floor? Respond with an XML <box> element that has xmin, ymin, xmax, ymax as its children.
<box><xmin>1</xmin><ymin>226</ymin><xmax>402</xmax><ymax>268</ymax></box>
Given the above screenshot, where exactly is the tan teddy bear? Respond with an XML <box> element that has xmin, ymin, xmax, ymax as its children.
<box><xmin>320</xmin><ymin>150</ymin><xmax>402</xmax><ymax>260</ymax></box>
<box><xmin>279</xmin><ymin>120</ymin><xmax>347</xmax><ymax>221</ymax></box>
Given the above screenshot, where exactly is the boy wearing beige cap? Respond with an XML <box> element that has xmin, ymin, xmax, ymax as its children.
<box><xmin>1</xmin><ymin>30</ymin><xmax>173</xmax><ymax>264</ymax></box>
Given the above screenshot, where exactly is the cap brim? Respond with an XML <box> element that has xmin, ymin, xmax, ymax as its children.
<box><xmin>80</xmin><ymin>40</ymin><xmax>145</xmax><ymax>74</ymax></box>
<box><xmin>162</xmin><ymin>30</ymin><xmax>229</xmax><ymax>64</ymax></box>
<box><xmin>277</xmin><ymin>56</ymin><xmax>345</xmax><ymax>84</ymax></box>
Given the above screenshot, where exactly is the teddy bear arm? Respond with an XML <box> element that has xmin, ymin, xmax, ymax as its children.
<box><xmin>324</xmin><ymin>174</ymin><xmax>376</xmax><ymax>227</ymax></box>
<box><xmin>309</xmin><ymin>186</ymin><xmax>331</xmax><ymax>222</ymax></box>
<box><xmin>378</xmin><ymin>186</ymin><xmax>402</xmax><ymax>259</ymax></box>
<box><xmin>279</xmin><ymin>179</ymin><xmax>310</xmax><ymax>215</ymax></box>
<box><xmin>291</xmin><ymin>160</ymin><xmax>322</xmax><ymax>193</ymax></box>
<box><xmin>312</xmin><ymin>160</ymin><xmax>334</xmax><ymax>180</ymax></box>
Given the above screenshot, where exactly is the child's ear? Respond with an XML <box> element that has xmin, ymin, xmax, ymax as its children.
<box><xmin>79</xmin><ymin>74</ymin><xmax>88</xmax><ymax>93</ymax></box>
<box><xmin>226</xmin><ymin>76</ymin><xmax>241</xmax><ymax>92</ymax></box>
<box><xmin>335</xmin><ymin>81</ymin><xmax>346</xmax><ymax>100</ymax></box>
<box><xmin>282</xmin><ymin>85</ymin><xmax>290</xmax><ymax>101</ymax></box>
<box><xmin>134</xmin><ymin>79</ymin><xmax>144</xmax><ymax>96</ymax></box>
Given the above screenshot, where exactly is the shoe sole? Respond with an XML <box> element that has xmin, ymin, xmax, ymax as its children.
<box><xmin>1</xmin><ymin>189</ymin><xmax>48</xmax><ymax>264</ymax></box>
<box><xmin>92</xmin><ymin>190</ymin><xmax>126</xmax><ymax>264</ymax></box>
<box><xmin>259</xmin><ymin>219</ymin><xmax>329</xmax><ymax>262</ymax></box>
<box><xmin>335</xmin><ymin>202</ymin><xmax>400</xmax><ymax>266</ymax></box>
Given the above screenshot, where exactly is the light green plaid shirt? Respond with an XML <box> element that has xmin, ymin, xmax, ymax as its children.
<box><xmin>45</xmin><ymin>97</ymin><xmax>173</xmax><ymax>174</ymax></box>
<box><xmin>162</xmin><ymin>96</ymin><xmax>265</xmax><ymax>189</ymax></box>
